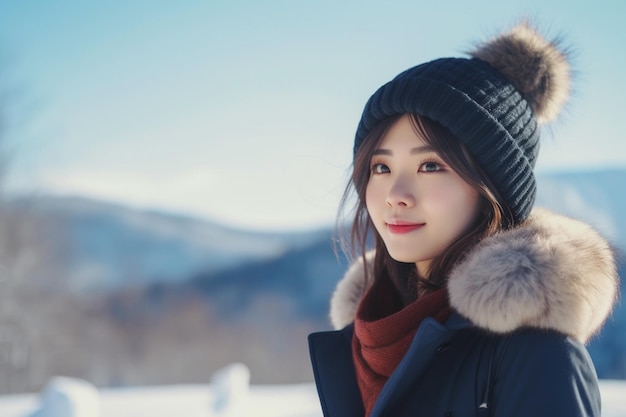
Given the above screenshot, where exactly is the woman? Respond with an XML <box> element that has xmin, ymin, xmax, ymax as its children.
<box><xmin>308</xmin><ymin>22</ymin><xmax>619</xmax><ymax>417</ymax></box>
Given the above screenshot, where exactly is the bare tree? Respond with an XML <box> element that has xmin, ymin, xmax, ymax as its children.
<box><xmin>0</xmin><ymin>48</ymin><xmax>75</xmax><ymax>393</ymax></box>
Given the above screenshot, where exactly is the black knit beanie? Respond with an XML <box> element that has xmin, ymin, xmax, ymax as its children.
<box><xmin>354</xmin><ymin>22</ymin><xmax>571</xmax><ymax>225</ymax></box>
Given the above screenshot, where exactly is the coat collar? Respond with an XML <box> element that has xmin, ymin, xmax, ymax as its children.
<box><xmin>329</xmin><ymin>208</ymin><xmax>619</xmax><ymax>343</ymax></box>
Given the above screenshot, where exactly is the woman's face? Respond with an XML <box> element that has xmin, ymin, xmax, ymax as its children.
<box><xmin>365</xmin><ymin>115</ymin><xmax>482</xmax><ymax>277</ymax></box>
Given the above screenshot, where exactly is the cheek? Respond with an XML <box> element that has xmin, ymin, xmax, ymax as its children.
<box><xmin>365</xmin><ymin>182</ymin><xmax>379</xmax><ymax>210</ymax></box>
<box><xmin>425</xmin><ymin>181</ymin><xmax>475</xmax><ymax>207</ymax></box>
<box><xmin>449</xmin><ymin>187</ymin><xmax>482</xmax><ymax>225</ymax></box>
<box><xmin>365</xmin><ymin>182</ymin><xmax>385</xmax><ymax>223</ymax></box>
<box><xmin>425</xmin><ymin>182</ymin><xmax>481</xmax><ymax>226</ymax></box>
<box><xmin>421</xmin><ymin>183</ymin><xmax>456</xmax><ymax>209</ymax></box>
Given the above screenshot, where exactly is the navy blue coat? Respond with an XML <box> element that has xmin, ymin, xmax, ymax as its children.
<box><xmin>309</xmin><ymin>211</ymin><xmax>618</xmax><ymax>417</ymax></box>
<box><xmin>309</xmin><ymin>314</ymin><xmax>601</xmax><ymax>417</ymax></box>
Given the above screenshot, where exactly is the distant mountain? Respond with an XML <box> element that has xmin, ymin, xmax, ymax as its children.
<box><xmin>189</xmin><ymin>235</ymin><xmax>349</xmax><ymax>321</ymax></box>
<box><xmin>5</xmin><ymin>194</ymin><xmax>331</xmax><ymax>292</ymax></box>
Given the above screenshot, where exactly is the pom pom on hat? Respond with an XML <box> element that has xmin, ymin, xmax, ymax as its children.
<box><xmin>469</xmin><ymin>21</ymin><xmax>571</xmax><ymax>123</ymax></box>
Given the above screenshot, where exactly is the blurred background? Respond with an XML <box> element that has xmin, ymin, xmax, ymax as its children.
<box><xmin>0</xmin><ymin>0</ymin><xmax>624</xmax><ymax>396</ymax></box>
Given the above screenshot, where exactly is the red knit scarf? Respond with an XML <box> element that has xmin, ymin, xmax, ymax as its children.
<box><xmin>352</xmin><ymin>277</ymin><xmax>452</xmax><ymax>416</ymax></box>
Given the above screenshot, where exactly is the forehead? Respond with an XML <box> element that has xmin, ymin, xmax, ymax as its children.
<box><xmin>377</xmin><ymin>115</ymin><xmax>431</xmax><ymax>151</ymax></box>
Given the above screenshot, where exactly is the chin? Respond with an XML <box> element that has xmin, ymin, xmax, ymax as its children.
<box><xmin>386</xmin><ymin>249</ymin><xmax>420</xmax><ymax>264</ymax></box>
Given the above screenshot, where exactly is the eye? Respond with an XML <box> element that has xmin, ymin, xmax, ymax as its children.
<box><xmin>419</xmin><ymin>161</ymin><xmax>442</xmax><ymax>172</ymax></box>
<box><xmin>370</xmin><ymin>163</ymin><xmax>390</xmax><ymax>174</ymax></box>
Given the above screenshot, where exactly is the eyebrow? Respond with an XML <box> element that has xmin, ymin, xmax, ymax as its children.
<box><xmin>372</xmin><ymin>145</ymin><xmax>436</xmax><ymax>155</ymax></box>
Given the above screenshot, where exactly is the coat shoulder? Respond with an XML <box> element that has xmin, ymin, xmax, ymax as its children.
<box><xmin>496</xmin><ymin>328</ymin><xmax>596</xmax><ymax>369</ymax></box>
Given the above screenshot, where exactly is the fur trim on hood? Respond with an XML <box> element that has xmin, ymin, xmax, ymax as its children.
<box><xmin>329</xmin><ymin>209</ymin><xmax>619</xmax><ymax>343</ymax></box>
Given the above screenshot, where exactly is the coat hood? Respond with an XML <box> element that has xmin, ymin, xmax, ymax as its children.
<box><xmin>329</xmin><ymin>209</ymin><xmax>619</xmax><ymax>343</ymax></box>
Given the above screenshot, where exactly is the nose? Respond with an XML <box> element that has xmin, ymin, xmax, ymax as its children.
<box><xmin>385</xmin><ymin>176</ymin><xmax>416</xmax><ymax>208</ymax></box>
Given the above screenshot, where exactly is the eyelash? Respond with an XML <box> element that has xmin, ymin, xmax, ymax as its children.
<box><xmin>370</xmin><ymin>161</ymin><xmax>389</xmax><ymax>174</ymax></box>
<box><xmin>418</xmin><ymin>159</ymin><xmax>443</xmax><ymax>172</ymax></box>
<box><xmin>369</xmin><ymin>158</ymin><xmax>444</xmax><ymax>174</ymax></box>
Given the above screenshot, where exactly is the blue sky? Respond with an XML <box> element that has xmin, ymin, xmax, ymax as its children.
<box><xmin>0</xmin><ymin>1</ymin><xmax>624</xmax><ymax>230</ymax></box>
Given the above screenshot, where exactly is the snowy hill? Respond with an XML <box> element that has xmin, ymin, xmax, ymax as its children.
<box><xmin>5</xmin><ymin>194</ymin><xmax>330</xmax><ymax>291</ymax></box>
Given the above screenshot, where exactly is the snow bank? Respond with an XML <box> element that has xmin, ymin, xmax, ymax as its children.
<box><xmin>210</xmin><ymin>362</ymin><xmax>250</xmax><ymax>415</ymax></box>
<box><xmin>25</xmin><ymin>377</ymin><xmax>100</xmax><ymax>417</ymax></box>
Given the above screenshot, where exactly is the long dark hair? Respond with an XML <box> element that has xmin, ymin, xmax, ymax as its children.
<box><xmin>336</xmin><ymin>113</ymin><xmax>514</xmax><ymax>305</ymax></box>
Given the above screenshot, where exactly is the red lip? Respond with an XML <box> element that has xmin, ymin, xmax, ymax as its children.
<box><xmin>386</xmin><ymin>222</ymin><xmax>424</xmax><ymax>234</ymax></box>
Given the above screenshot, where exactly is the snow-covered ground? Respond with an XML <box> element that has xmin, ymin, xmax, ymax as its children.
<box><xmin>0</xmin><ymin>383</ymin><xmax>321</xmax><ymax>417</ymax></box>
<box><xmin>598</xmin><ymin>380</ymin><xmax>626</xmax><ymax>417</ymax></box>
<box><xmin>0</xmin><ymin>378</ymin><xmax>624</xmax><ymax>417</ymax></box>
<box><xmin>0</xmin><ymin>364</ymin><xmax>324</xmax><ymax>417</ymax></box>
